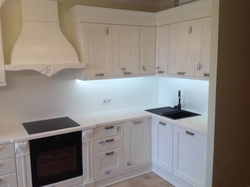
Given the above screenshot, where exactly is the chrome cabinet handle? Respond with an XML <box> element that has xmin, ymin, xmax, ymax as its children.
<box><xmin>105</xmin><ymin>169</ymin><xmax>112</xmax><ymax>175</ymax></box>
<box><xmin>98</xmin><ymin>141</ymin><xmax>106</xmax><ymax>147</ymax></box>
<box><xmin>186</xmin><ymin>131</ymin><xmax>195</xmax><ymax>136</ymax></box>
<box><xmin>127</xmin><ymin>161</ymin><xmax>133</xmax><ymax>166</ymax></box>
<box><xmin>204</xmin><ymin>73</ymin><xmax>209</xmax><ymax>77</ymax></box>
<box><xmin>104</xmin><ymin>28</ymin><xmax>109</xmax><ymax>35</ymax></box>
<box><xmin>133</xmin><ymin>121</ymin><xmax>142</xmax><ymax>125</ymax></box>
<box><xmin>124</xmin><ymin>72</ymin><xmax>131</xmax><ymax>75</ymax></box>
<box><xmin>188</xmin><ymin>26</ymin><xmax>192</xmax><ymax>34</ymax></box>
<box><xmin>159</xmin><ymin>121</ymin><xmax>166</xmax><ymax>126</ymax></box>
<box><xmin>177</xmin><ymin>71</ymin><xmax>186</xmax><ymax>75</ymax></box>
<box><xmin>95</xmin><ymin>73</ymin><xmax>104</xmax><ymax>77</ymax></box>
<box><xmin>106</xmin><ymin>151</ymin><xmax>114</xmax><ymax>156</ymax></box>
<box><xmin>142</xmin><ymin>65</ymin><xmax>147</xmax><ymax>71</ymax></box>
<box><xmin>105</xmin><ymin>126</ymin><xmax>114</xmax><ymax>130</ymax></box>
<box><xmin>105</xmin><ymin>138</ymin><xmax>114</xmax><ymax>143</ymax></box>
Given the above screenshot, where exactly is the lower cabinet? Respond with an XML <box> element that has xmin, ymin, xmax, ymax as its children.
<box><xmin>94</xmin><ymin>147</ymin><xmax>124</xmax><ymax>179</ymax></box>
<box><xmin>152</xmin><ymin>119</ymin><xmax>173</xmax><ymax>173</ymax></box>
<box><xmin>173</xmin><ymin>125</ymin><xmax>207</xmax><ymax>187</ymax></box>
<box><xmin>124</xmin><ymin>118</ymin><xmax>151</xmax><ymax>170</ymax></box>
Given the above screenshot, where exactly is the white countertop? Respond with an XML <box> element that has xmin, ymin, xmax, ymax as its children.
<box><xmin>0</xmin><ymin>105</ymin><xmax>208</xmax><ymax>144</ymax></box>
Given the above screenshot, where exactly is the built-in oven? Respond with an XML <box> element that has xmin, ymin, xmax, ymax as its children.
<box><xmin>29</xmin><ymin>131</ymin><xmax>83</xmax><ymax>187</ymax></box>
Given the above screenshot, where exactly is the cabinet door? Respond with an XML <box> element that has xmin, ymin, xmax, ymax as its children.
<box><xmin>94</xmin><ymin>147</ymin><xmax>124</xmax><ymax>179</ymax></box>
<box><xmin>0</xmin><ymin>21</ymin><xmax>6</xmax><ymax>87</ymax></box>
<box><xmin>81</xmin><ymin>23</ymin><xmax>113</xmax><ymax>78</ymax></box>
<box><xmin>169</xmin><ymin>20</ymin><xmax>196</xmax><ymax>76</ymax></box>
<box><xmin>173</xmin><ymin>126</ymin><xmax>207</xmax><ymax>187</ymax></box>
<box><xmin>156</xmin><ymin>25</ymin><xmax>168</xmax><ymax>75</ymax></box>
<box><xmin>140</xmin><ymin>27</ymin><xmax>155</xmax><ymax>75</ymax></box>
<box><xmin>0</xmin><ymin>173</ymin><xmax>18</xmax><ymax>187</ymax></box>
<box><xmin>152</xmin><ymin>119</ymin><xmax>172</xmax><ymax>173</ymax></box>
<box><xmin>113</xmin><ymin>25</ymin><xmax>139</xmax><ymax>76</ymax></box>
<box><xmin>124</xmin><ymin>118</ymin><xmax>151</xmax><ymax>170</ymax></box>
<box><xmin>195</xmin><ymin>17</ymin><xmax>211</xmax><ymax>77</ymax></box>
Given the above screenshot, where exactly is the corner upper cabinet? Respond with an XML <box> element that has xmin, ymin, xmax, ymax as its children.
<box><xmin>156</xmin><ymin>25</ymin><xmax>168</xmax><ymax>75</ymax></box>
<box><xmin>113</xmin><ymin>25</ymin><xmax>139</xmax><ymax>76</ymax></box>
<box><xmin>140</xmin><ymin>27</ymin><xmax>156</xmax><ymax>75</ymax></box>
<box><xmin>195</xmin><ymin>17</ymin><xmax>211</xmax><ymax>77</ymax></box>
<box><xmin>168</xmin><ymin>20</ymin><xmax>196</xmax><ymax>76</ymax></box>
<box><xmin>80</xmin><ymin>23</ymin><xmax>113</xmax><ymax>78</ymax></box>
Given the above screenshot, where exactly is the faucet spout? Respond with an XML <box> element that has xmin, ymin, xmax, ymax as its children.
<box><xmin>174</xmin><ymin>90</ymin><xmax>181</xmax><ymax>110</ymax></box>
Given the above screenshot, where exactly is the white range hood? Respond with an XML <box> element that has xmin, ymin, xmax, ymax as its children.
<box><xmin>4</xmin><ymin>0</ymin><xmax>85</xmax><ymax>76</ymax></box>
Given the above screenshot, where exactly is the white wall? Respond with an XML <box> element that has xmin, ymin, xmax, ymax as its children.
<box><xmin>0</xmin><ymin>70</ymin><xmax>158</xmax><ymax>124</ymax></box>
<box><xmin>158</xmin><ymin>77</ymin><xmax>209</xmax><ymax>114</ymax></box>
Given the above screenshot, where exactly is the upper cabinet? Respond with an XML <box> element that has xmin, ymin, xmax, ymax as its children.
<box><xmin>70</xmin><ymin>6</ymin><xmax>156</xmax><ymax>80</ymax></box>
<box><xmin>169</xmin><ymin>20</ymin><xmax>196</xmax><ymax>76</ymax></box>
<box><xmin>80</xmin><ymin>23</ymin><xmax>113</xmax><ymax>78</ymax></box>
<box><xmin>156</xmin><ymin>25</ymin><xmax>169</xmax><ymax>75</ymax></box>
<box><xmin>140</xmin><ymin>27</ymin><xmax>156</xmax><ymax>75</ymax></box>
<box><xmin>113</xmin><ymin>25</ymin><xmax>140</xmax><ymax>76</ymax></box>
<box><xmin>195</xmin><ymin>17</ymin><xmax>211</xmax><ymax>77</ymax></box>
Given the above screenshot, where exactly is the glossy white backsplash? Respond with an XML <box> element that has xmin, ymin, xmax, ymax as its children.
<box><xmin>158</xmin><ymin>77</ymin><xmax>209</xmax><ymax>114</ymax></box>
<box><xmin>0</xmin><ymin>70</ymin><xmax>158</xmax><ymax>124</ymax></box>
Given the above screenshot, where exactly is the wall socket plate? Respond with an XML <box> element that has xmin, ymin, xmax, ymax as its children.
<box><xmin>103</xmin><ymin>98</ymin><xmax>112</xmax><ymax>105</ymax></box>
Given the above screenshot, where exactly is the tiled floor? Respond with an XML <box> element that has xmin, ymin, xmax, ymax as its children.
<box><xmin>107</xmin><ymin>172</ymin><xmax>175</xmax><ymax>187</ymax></box>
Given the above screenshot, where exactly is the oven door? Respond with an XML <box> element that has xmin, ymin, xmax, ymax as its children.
<box><xmin>29</xmin><ymin>131</ymin><xmax>82</xmax><ymax>187</ymax></box>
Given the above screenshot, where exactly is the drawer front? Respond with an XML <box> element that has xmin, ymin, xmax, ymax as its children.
<box><xmin>94</xmin><ymin>147</ymin><xmax>124</xmax><ymax>179</ymax></box>
<box><xmin>94</xmin><ymin>123</ymin><xmax>123</xmax><ymax>140</ymax></box>
<box><xmin>0</xmin><ymin>173</ymin><xmax>18</xmax><ymax>187</ymax></box>
<box><xmin>0</xmin><ymin>158</ymin><xmax>16</xmax><ymax>176</ymax></box>
<box><xmin>0</xmin><ymin>144</ymin><xmax>14</xmax><ymax>159</ymax></box>
<box><xmin>94</xmin><ymin>135</ymin><xmax>123</xmax><ymax>153</ymax></box>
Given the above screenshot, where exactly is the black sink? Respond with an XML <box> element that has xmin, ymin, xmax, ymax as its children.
<box><xmin>145</xmin><ymin>107</ymin><xmax>200</xmax><ymax>120</ymax></box>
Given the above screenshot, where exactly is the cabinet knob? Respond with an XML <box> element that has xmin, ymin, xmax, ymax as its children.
<box><xmin>142</xmin><ymin>65</ymin><xmax>147</xmax><ymax>71</ymax></box>
<box><xmin>105</xmin><ymin>138</ymin><xmax>114</xmax><ymax>143</ymax></box>
<box><xmin>105</xmin><ymin>126</ymin><xmax>114</xmax><ymax>130</ymax></box>
<box><xmin>95</xmin><ymin>73</ymin><xmax>104</xmax><ymax>77</ymax></box>
<box><xmin>197</xmin><ymin>63</ymin><xmax>202</xmax><ymax>71</ymax></box>
<box><xmin>106</xmin><ymin>151</ymin><xmax>115</xmax><ymax>156</ymax></box>
<box><xmin>133</xmin><ymin>120</ymin><xmax>142</xmax><ymax>125</ymax></box>
<box><xmin>117</xmin><ymin>126</ymin><xmax>121</xmax><ymax>133</ymax></box>
<box><xmin>98</xmin><ymin>141</ymin><xmax>106</xmax><ymax>147</ymax></box>
<box><xmin>104</xmin><ymin>28</ymin><xmax>109</xmax><ymax>35</ymax></box>
<box><xmin>204</xmin><ymin>73</ymin><xmax>209</xmax><ymax>77</ymax></box>
<box><xmin>105</xmin><ymin>169</ymin><xmax>112</xmax><ymax>175</ymax></box>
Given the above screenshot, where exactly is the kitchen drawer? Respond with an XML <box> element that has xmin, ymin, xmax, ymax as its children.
<box><xmin>94</xmin><ymin>123</ymin><xmax>123</xmax><ymax>140</ymax></box>
<box><xmin>0</xmin><ymin>173</ymin><xmax>18</xmax><ymax>187</ymax></box>
<box><xmin>0</xmin><ymin>144</ymin><xmax>14</xmax><ymax>159</ymax></box>
<box><xmin>94</xmin><ymin>135</ymin><xmax>123</xmax><ymax>153</ymax></box>
<box><xmin>94</xmin><ymin>147</ymin><xmax>124</xmax><ymax>179</ymax></box>
<box><xmin>0</xmin><ymin>158</ymin><xmax>16</xmax><ymax>176</ymax></box>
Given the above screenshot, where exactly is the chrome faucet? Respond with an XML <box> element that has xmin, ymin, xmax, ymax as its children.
<box><xmin>174</xmin><ymin>90</ymin><xmax>181</xmax><ymax>110</ymax></box>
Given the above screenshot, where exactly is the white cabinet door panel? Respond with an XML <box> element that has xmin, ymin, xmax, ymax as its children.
<box><xmin>152</xmin><ymin>119</ymin><xmax>172</xmax><ymax>173</ymax></box>
<box><xmin>124</xmin><ymin>118</ymin><xmax>151</xmax><ymax>170</ymax></box>
<box><xmin>81</xmin><ymin>23</ymin><xmax>113</xmax><ymax>78</ymax></box>
<box><xmin>195</xmin><ymin>17</ymin><xmax>211</xmax><ymax>77</ymax></box>
<box><xmin>173</xmin><ymin>126</ymin><xmax>207</xmax><ymax>187</ymax></box>
<box><xmin>140</xmin><ymin>27</ymin><xmax>155</xmax><ymax>75</ymax></box>
<box><xmin>169</xmin><ymin>20</ymin><xmax>196</xmax><ymax>76</ymax></box>
<box><xmin>156</xmin><ymin>25</ymin><xmax>168</xmax><ymax>75</ymax></box>
<box><xmin>113</xmin><ymin>25</ymin><xmax>139</xmax><ymax>76</ymax></box>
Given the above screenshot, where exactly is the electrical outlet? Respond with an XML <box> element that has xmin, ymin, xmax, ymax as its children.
<box><xmin>103</xmin><ymin>98</ymin><xmax>112</xmax><ymax>105</ymax></box>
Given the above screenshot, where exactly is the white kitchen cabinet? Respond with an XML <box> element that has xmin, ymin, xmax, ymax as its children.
<box><xmin>79</xmin><ymin>23</ymin><xmax>113</xmax><ymax>78</ymax></box>
<box><xmin>152</xmin><ymin>119</ymin><xmax>172</xmax><ymax>173</ymax></box>
<box><xmin>124</xmin><ymin>118</ymin><xmax>151</xmax><ymax>170</ymax></box>
<box><xmin>168</xmin><ymin>20</ymin><xmax>196</xmax><ymax>76</ymax></box>
<box><xmin>140</xmin><ymin>27</ymin><xmax>155</xmax><ymax>75</ymax></box>
<box><xmin>173</xmin><ymin>125</ymin><xmax>207</xmax><ymax>187</ymax></box>
<box><xmin>156</xmin><ymin>25</ymin><xmax>169</xmax><ymax>75</ymax></box>
<box><xmin>195</xmin><ymin>17</ymin><xmax>211</xmax><ymax>77</ymax></box>
<box><xmin>0</xmin><ymin>143</ymin><xmax>17</xmax><ymax>187</ymax></box>
<box><xmin>113</xmin><ymin>25</ymin><xmax>140</xmax><ymax>76</ymax></box>
<box><xmin>94</xmin><ymin>147</ymin><xmax>124</xmax><ymax>179</ymax></box>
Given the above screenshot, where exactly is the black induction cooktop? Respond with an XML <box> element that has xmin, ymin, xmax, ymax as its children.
<box><xmin>22</xmin><ymin>117</ymin><xmax>80</xmax><ymax>135</ymax></box>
